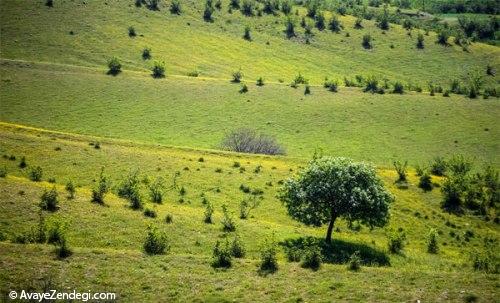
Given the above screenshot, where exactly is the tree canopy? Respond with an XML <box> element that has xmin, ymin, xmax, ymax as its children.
<box><xmin>279</xmin><ymin>157</ymin><xmax>393</xmax><ymax>243</ymax></box>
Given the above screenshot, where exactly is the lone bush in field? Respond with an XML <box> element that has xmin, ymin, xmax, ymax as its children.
<box><xmin>418</xmin><ymin>172</ymin><xmax>433</xmax><ymax>191</ymax></box>
<box><xmin>427</xmin><ymin>228</ymin><xmax>439</xmax><ymax>254</ymax></box>
<box><xmin>230</xmin><ymin>235</ymin><xmax>246</xmax><ymax>258</ymax></box>
<box><xmin>221</xmin><ymin>204</ymin><xmax>236</xmax><ymax>232</ymax></box>
<box><xmin>46</xmin><ymin>0</ymin><xmax>53</xmax><ymax>7</ymax></box>
<box><xmin>437</xmin><ymin>30</ymin><xmax>450</xmax><ymax>45</ymax></box>
<box><xmin>65</xmin><ymin>180</ymin><xmax>75</xmax><ymax>199</ymax></box>
<box><xmin>430</xmin><ymin>156</ymin><xmax>447</xmax><ymax>176</ymax></box>
<box><xmin>143</xmin><ymin>225</ymin><xmax>169</xmax><ymax>255</ymax></box>
<box><xmin>284</xmin><ymin>17</ymin><xmax>296</xmax><ymax>38</ymax></box>
<box><xmin>128</xmin><ymin>26</ymin><xmax>136</xmax><ymax>37</ymax></box>
<box><xmin>280</xmin><ymin>157</ymin><xmax>393</xmax><ymax>244</ymax></box>
<box><xmin>239</xmin><ymin>84</ymin><xmax>248</xmax><ymax>93</ymax></box>
<box><xmin>146</xmin><ymin>0</ymin><xmax>160</xmax><ymax>10</ymax></box>
<box><xmin>259</xmin><ymin>237</ymin><xmax>278</xmax><ymax>272</ymax></box>
<box><xmin>170</xmin><ymin>0</ymin><xmax>181</xmax><ymax>14</ymax></box>
<box><xmin>304</xmin><ymin>85</ymin><xmax>311</xmax><ymax>95</ymax></box>
<box><xmin>348</xmin><ymin>251</ymin><xmax>361</xmax><ymax>271</ymax></box>
<box><xmin>324</xmin><ymin>79</ymin><xmax>338</xmax><ymax>92</ymax></box>
<box><xmin>0</xmin><ymin>166</ymin><xmax>6</xmax><ymax>178</ymax></box>
<box><xmin>107</xmin><ymin>57</ymin><xmax>122</xmax><ymax>76</ymax></box>
<box><xmin>315</xmin><ymin>13</ymin><xmax>325</xmax><ymax>31</ymax></box>
<box><xmin>149</xmin><ymin>177</ymin><xmax>164</xmax><ymax>203</ymax></box>
<box><xmin>231</xmin><ymin>69</ymin><xmax>243</xmax><ymax>83</ymax></box>
<box><xmin>281</xmin><ymin>0</ymin><xmax>291</xmax><ymax>15</ymax></box>
<box><xmin>387</xmin><ymin>229</ymin><xmax>406</xmax><ymax>254</ymax></box>
<box><xmin>29</xmin><ymin>166</ymin><xmax>43</xmax><ymax>182</ymax></box>
<box><xmin>221</xmin><ymin>128</ymin><xmax>285</xmax><ymax>155</ymax></box>
<box><xmin>142</xmin><ymin>47</ymin><xmax>152</xmax><ymax>60</ymax></box>
<box><xmin>393</xmin><ymin>160</ymin><xmax>408</xmax><ymax>183</ymax></box>
<box><xmin>203</xmin><ymin>4</ymin><xmax>214</xmax><ymax>22</ymax></box>
<box><xmin>392</xmin><ymin>82</ymin><xmax>404</xmax><ymax>94</ymax></box>
<box><xmin>204</xmin><ymin>202</ymin><xmax>214</xmax><ymax>223</ymax></box>
<box><xmin>151</xmin><ymin>61</ymin><xmax>166</xmax><ymax>78</ymax></box>
<box><xmin>19</xmin><ymin>156</ymin><xmax>27</xmax><ymax>168</ymax></box>
<box><xmin>362</xmin><ymin>34</ymin><xmax>373</xmax><ymax>49</ymax></box>
<box><xmin>417</xmin><ymin>33</ymin><xmax>424</xmax><ymax>49</ymax></box>
<box><xmin>91</xmin><ymin>168</ymin><xmax>110</xmax><ymax>204</ymax></box>
<box><xmin>212</xmin><ymin>240</ymin><xmax>232</xmax><ymax>268</ymax></box>
<box><xmin>328</xmin><ymin>15</ymin><xmax>342</xmax><ymax>33</ymax></box>
<box><xmin>256</xmin><ymin>77</ymin><xmax>264</xmax><ymax>86</ymax></box>
<box><xmin>40</xmin><ymin>187</ymin><xmax>59</xmax><ymax>212</ymax></box>
<box><xmin>243</xmin><ymin>26</ymin><xmax>252</xmax><ymax>41</ymax></box>
<box><xmin>354</xmin><ymin>17</ymin><xmax>363</xmax><ymax>29</ymax></box>
<box><xmin>301</xmin><ymin>245</ymin><xmax>322</xmax><ymax>270</ymax></box>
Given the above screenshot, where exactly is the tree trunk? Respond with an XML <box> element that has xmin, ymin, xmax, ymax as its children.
<box><xmin>325</xmin><ymin>211</ymin><xmax>337</xmax><ymax>244</ymax></box>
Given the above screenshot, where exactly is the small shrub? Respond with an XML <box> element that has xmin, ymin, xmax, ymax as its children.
<box><xmin>142</xmin><ymin>47</ymin><xmax>152</xmax><ymax>60</ymax></box>
<box><xmin>281</xmin><ymin>0</ymin><xmax>291</xmax><ymax>15</ymax></box>
<box><xmin>204</xmin><ymin>202</ymin><xmax>214</xmax><ymax>223</ymax></box>
<box><xmin>232</xmin><ymin>69</ymin><xmax>243</xmax><ymax>83</ymax></box>
<box><xmin>179</xmin><ymin>186</ymin><xmax>186</xmax><ymax>196</ymax></box>
<box><xmin>46</xmin><ymin>0</ymin><xmax>53</xmax><ymax>7</ymax></box>
<box><xmin>315</xmin><ymin>13</ymin><xmax>326</xmax><ymax>31</ymax></box>
<box><xmin>239</xmin><ymin>84</ymin><xmax>248</xmax><ymax>93</ymax></box>
<box><xmin>284</xmin><ymin>17</ymin><xmax>295</xmax><ymax>38</ymax></box>
<box><xmin>151</xmin><ymin>61</ymin><xmax>166</xmax><ymax>78</ymax></box>
<box><xmin>260</xmin><ymin>238</ymin><xmax>278</xmax><ymax>272</ymax></box>
<box><xmin>354</xmin><ymin>17</ymin><xmax>363</xmax><ymax>29</ymax></box>
<box><xmin>0</xmin><ymin>166</ymin><xmax>6</xmax><ymax>178</ymax></box>
<box><xmin>40</xmin><ymin>187</ymin><xmax>59</xmax><ymax>211</ymax></box>
<box><xmin>91</xmin><ymin>168</ymin><xmax>110</xmax><ymax>204</ymax></box>
<box><xmin>170</xmin><ymin>0</ymin><xmax>181</xmax><ymax>14</ymax></box>
<box><xmin>165</xmin><ymin>214</ymin><xmax>173</xmax><ymax>223</ymax></box>
<box><xmin>212</xmin><ymin>240</ymin><xmax>232</xmax><ymax>268</ymax></box>
<box><xmin>230</xmin><ymin>235</ymin><xmax>246</xmax><ymax>258</ymax></box>
<box><xmin>301</xmin><ymin>245</ymin><xmax>322</xmax><ymax>270</ymax></box>
<box><xmin>149</xmin><ymin>177</ymin><xmax>164</xmax><ymax>203</ymax></box>
<box><xmin>118</xmin><ymin>170</ymin><xmax>140</xmax><ymax>199</ymax></box>
<box><xmin>430</xmin><ymin>157</ymin><xmax>447</xmax><ymax>176</ymax></box>
<box><xmin>387</xmin><ymin>229</ymin><xmax>406</xmax><ymax>254</ymax></box>
<box><xmin>416</xmin><ymin>33</ymin><xmax>424</xmax><ymax>49</ymax></box>
<box><xmin>437</xmin><ymin>30</ymin><xmax>450</xmax><ymax>45</ymax></box>
<box><xmin>392</xmin><ymin>82</ymin><xmax>404</xmax><ymax>94</ymax></box>
<box><xmin>418</xmin><ymin>172</ymin><xmax>433</xmax><ymax>191</ymax></box>
<box><xmin>221</xmin><ymin>128</ymin><xmax>285</xmax><ymax>155</ymax></box>
<box><xmin>143</xmin><ymin>225</ymin><xmax>169</xmax><ymax>255</ymax></box>
<box><xmin>328</xmin><ymin>15</ymin><xmax>342</xmax><ymax>33</ymax></box>
<box><xmin>243</xmin><ymin>26</ymin><xmax>251</xmax><ymax>41</ymax></box>
<box><xmin>128</xmin><ymin>187</ymin><xmax>143</xmax><ymax>210</ymax></box>
<box><xmin>128</xmin><ymin>26</ymin><xmax>136</xmax><ymax>37</ymax></box>
<box><xmin>107</xmin><ymin>57</ymin><xmax>122</xmax><ymax>76</ymax></box>
<box><xmin>65</xmin><ymin>180</ymin><xmax>76</xmax><ymax>199</ymax></box>
<box><xmin>55</xmin><ymin>235</ymin><xmax>72</xmax><ymax>259</ymax></box>
<box><xmin>304</xmin><ymin>85</ymin><xmax>311</xmax><ymax>95</ymax></box>
<box><xmin>324</xmin><ymin>79</ymin><xmax>338</xmax><ymax>92</ymax></box>
<box><xmin>285</xmin><ymin>247</ymin><xmax>301</xmax><ymax>262</ymax></box>
<box><xmin>221</xmin><ymin>205</ymin><xmax>236</xmax><ymax>232</ymax></box>
<box><xmin>362</xmin><ymin>34</ymin><xmax>372</xmax><ymax>49</ymax></box>
<box><xmin>427</xmin><ymin>228</ymin><xmax>439</xmax><ymax>254</ymax></box>
<box><xmin>19</xmin><ymin>156</ymin><xmax>27</xmax><ymax>168</ymax></box>
<box><xmin>393</xmin><ymin>160</ymin><xmax>408</xmax><ymax>183</ymax></box>
<box><xmin>256</xmin><ymin>77</ymin><xmax>264</xmax><ymax>86</ymax></box>
<box><xmin>364</xmin><ymin>75</ymin><xmax>378</xmax><ymax>93</ymax></box>
<box><xmin>348</xmin><ymin>251</ymin><xmax>361</xmax><ymax>271</ymax></box>
<box><xmin>203</xmin><ymin>4</ymin><xmax>214</xmax><ymax>22</ymax></box>
<box><xmin>239</xmin><ymin>196</ymin><xmax>260</xmax><ymax>219</ymax></box>
<box><xmin>143</xmin><ymin>208</ymin><xmax>157</xmax><ymax>218</ymax></box>
<box><xmin>187</xmin><ymin>70</ymin><xmax>199</xmax><ymax>77</ymax></box>
<box><xmin>46</xmin><ymin>219</ymin><xmax>67</xmax><ymax>245</ymax></box>
<box><xmin>29</xmin><ymin>166</ymin><xmax>43</xmax><ymax>182</ymax></box>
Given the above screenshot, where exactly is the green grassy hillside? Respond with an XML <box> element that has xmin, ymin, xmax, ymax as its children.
<box><xmin>0</xmin><ymin>124</ymin><xmax>498</xmax><ymax>302</ymax></box>
<box><xmin>1</xmin><ymin>60</ymin><xmax>499</xmax><ymax>166</ymax></box>
<box><xmin>0</xmin><ymin>0</ymin><xmax>498</xmax><ymax>86</ymax></box>
<box><xmin>0</xmin><ymin>0</ymin><xmax>499</xmax><ymax>301</ymax></box>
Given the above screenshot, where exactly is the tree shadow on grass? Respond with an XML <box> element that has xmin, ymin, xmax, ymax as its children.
<box><xmin>280</xmin><ymin>236</ymin><xmax>390</xmax><ymax>266</ymax></box>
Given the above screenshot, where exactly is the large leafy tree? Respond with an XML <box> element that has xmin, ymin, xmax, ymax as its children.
<box><xmin>279</xmin><ymin>157</ymin><xmax>393</xmax><ymax>244</ymax></box>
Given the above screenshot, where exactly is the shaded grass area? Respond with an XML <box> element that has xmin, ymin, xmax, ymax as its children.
<box><xmin>1</xmin><ymin>63</ymin><xmax>498</xmax><ymax>166</ymax></box>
